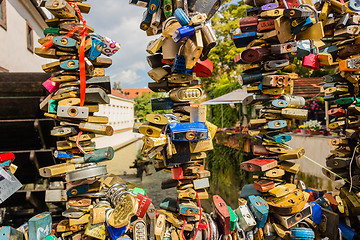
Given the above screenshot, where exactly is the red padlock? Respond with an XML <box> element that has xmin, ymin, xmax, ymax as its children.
<box><xmin>279</xmin><ymin>0</ymin><xmax>299</xmax><ymax>9</ymax></box>
<box><xmin>193</xmin><ymin>59</ymin><xmax>214</xmax><ymax>77</ymax></box>
<box><xmin>171</xmin><ymin>167</ymin><xmax>184</xmax><ymax>180</ymax></box>
<box><xmin>0</xmin><ymin>152</ymin><xmax>15</xmax><ymax>163</ymax></box>
<box><xmin>302</xmin><ymin>47</ymin><xmax>320</xmax><ymax>70</ymax></box>
<box><xmin>136</xmin><ymin>194</ymin><xmax>152</xmax><ymax>218</ymax></box>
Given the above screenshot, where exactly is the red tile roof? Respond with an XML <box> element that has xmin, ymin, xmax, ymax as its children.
<box><xmin>293</xmin><ymin>77</ymin><xmax>323</xmax><ymax>98</ymax></box>
<box><xmin>111</xmin><ymin>88</ymin><xmax>152</xmax><ymax>99</ymax></box>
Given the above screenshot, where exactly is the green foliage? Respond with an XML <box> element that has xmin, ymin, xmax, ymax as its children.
<box><xmin>208</xmin><ymin>82</ymin><xmax>242</xmax><ymax>128</ymax></box>
<box><xmin>206</xmin><ymin>142</ymin><xmax>251</xmax><ymax>207</ymax></box>
<box><xmin>133</xmin><ymin>92</ymin><xmax>169</xmax><ymax>122</ymax></box>
<box><xmin>201</xmin><ymin>2</ymin><xmax>248</xmax><ymax>92</ymax></box>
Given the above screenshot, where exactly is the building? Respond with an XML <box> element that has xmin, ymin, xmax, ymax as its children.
<box><xmin>93</xmin><ymin>95</ymin><xmax>142</xmax><ymax>175</ymax></box>
<box><xmin>0</xmin><ymin>0</ymin><xmax>51</xmax><ymax>72</ymax></box>
<box><xmin>112</xmin><ymin>88</ymin><xmax>152</xmax><ymax>99</ymax></box>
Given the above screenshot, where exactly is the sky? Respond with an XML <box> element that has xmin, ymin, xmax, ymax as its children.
<box><xmin>85</xmin><ymin>0</ymin><xmax>239</xmax><ymax>89</ymax></box>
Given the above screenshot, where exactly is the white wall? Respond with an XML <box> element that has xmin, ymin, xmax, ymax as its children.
<box><xmin>287</xmin><ymin>134</ymin><xmax>343</xmax><ymax>190</ymax></box>
<box><xmin>0</xmin><ymin>0</ymin><xmax>49</xmax><ymax>72</ymax></box>
<box><xmin>95</xmin><ymin>95</ymin><xmax>135</xmax><ymax>131</ymax></box>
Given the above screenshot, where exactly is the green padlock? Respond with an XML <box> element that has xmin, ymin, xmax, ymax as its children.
<box><xmin>133</xmin><ymin>187</ymin><xmax>146</xmax><ymax>196</ymax></box>
<box><xmin>227</xmin><ymin>206</ymin><xmax>238</xmax><ymax>231</ymax></box>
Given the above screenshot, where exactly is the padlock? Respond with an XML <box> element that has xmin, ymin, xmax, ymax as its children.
<box><xmin>163</xmin><ymin>0</ymin><xmax>173</xmax><ymax>18</ymax></box>
<box><xmin>200</xmin><ymin>22</ymin><xmax>217</xmax><ymax>60</ymax></box>
<box><xmin>0</xmin><ymin>227</ymin><xmax>24</xmax><ymax>240</ymax></box>
<box><xmin>240</xmin><ymin>158</ymin><xmax>277</xmax><ymax>172</ymax></box>
<box><xmin>184</xmin><ymin>30</ymin><xmax>203</xmax><ymax>69</ymax></box>
<box><xmin>253</xmin><ymin>180</ymin><xmax>275</xmax><ymax>192</ymax></box>
<box><xmin>102</xmin><ymin>36</ymin><xmax>121</xmax><ymax>57</ymax></box>
<box><xmin>213</xmin><ymin>195</ymin><xmax>231</xmax><ymax>235</ymax></box>
<box><xmin>247</xmin><ymin>195</ymin><xmax>269</xmax><ymax>229</ymax></box>
<box><xmin>174</xmin><ymin>8</ymin><xmax>190</xmax><ymax>26</ymax></box>
<box><xmin>45</xmin><ymin>0</ymin><xmax>76</xmax><ymax>19</ymax></box>
<box><xmin>189</xmin><ymin>0</ymin><xmax>225</xmax><ymax>20</ymax></box>
<box><xmin>274</xmin><ymin>16</ymin><xmax>293</xmax><ymax>43</ymax></box>
<box><xmin>246</xmin><ymin>6</ymin><xmax>260</xmax><ymax>16</ymax></box>
<box><xmin>169</xmin><ymin>87</ymin><xmax>203</xmax><ymax>102</ymax></box>
<box><xmin>271</xmin><ymin>42</ymin><xmax>297</xmax><ymax>54</ymax></box>
<box><xmin>339</xmin><ymin>58</ymin><xmax>360</xmax><ymax>71</ymax></box>
<box><xmin>28</xmin><ymin>212</ymin><xmax>52</xmax><ymax>240</ymax></box>
<box><xmin>291</xmin><ymin>17</ymin><xmax>314</xmax><ymax>35</ymax></box>
<box><xmin>148</xmin><ymin>67</ymin><xmax>169</xmax><ymax>82</ymax></box>
<box><xmin>233</xmin><ymin>32</ymin><xmax>257</xmax><ymax>48</ymax></box>
<box><xmin>241</xmin><ymin>47</ymin><xmax>270</xmax><ymax>63</ymax></box>
<box><xmin>86</xmin><ymin>36</ymin><xmax>104</xmax><ymax>60</ymax></box>
<box><xmin>257</xmin><ymin>19</ymin><xmax>275</xmax><ymax>32</ymax></box>
<box><xmin>302</xmin><ymin>45</ymin><xmax>319</xmax><ymax>70</ymax></box>
<box><xmin>284</xmin><ymin>8</ymin><xmax>313</xmax><ymax>18</ymax></box>
<box><xmin>147</xmin><ymin>36</ymin><xmax>166</xmax><ymax>54</ymax></box>
<box><xmin>273</xmin><ymin>203</ymin><xmax>311</xmax><ymax>229</ymax></box>
<box><xmin>261</xmin><ymin>2</ymin><xmax>279</xmax><ymax>10</ymax></box>
<box><xmin>239</xmin><ymin>16</ymin><xmax>259</xmax><ymax>32</ymax></box>
<box><xmin>193</xmin><ymin>59</ymin><xmax>213</xmax><ymax>77</ymax></box>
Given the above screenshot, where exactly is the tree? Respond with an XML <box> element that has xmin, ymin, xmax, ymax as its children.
<box><xmin>201</xmin><ymin>1</ymin><xmax>248</xmax><ymax>93</ymax></box>
<box><xmin>133</xmin><ymin>92</ymin><xmax>169</xmax><ymax>122</ymax></box>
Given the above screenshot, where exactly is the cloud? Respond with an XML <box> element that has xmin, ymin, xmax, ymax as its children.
<box><xmin>86</xmin><ymin>0</ymin><xmax>152</xmax><ymax>88</ymax></box>
<box><xmin>112</xmin><ymin>69</ymin><xmax>141</xmax><ymax>85</ymax></box>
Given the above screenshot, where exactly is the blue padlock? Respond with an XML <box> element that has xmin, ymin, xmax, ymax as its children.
<box><xmin>172</xmin><ymin>54</ymin><xmax>187</xmax><ymax>74</ymax></box>
<box><xmin>53</xmin><ymin>36</ymin><xmax>77</xmax><ymax>49</ymax></box>
<box><xmin>66</xmin><ymin>185</ymin><xmax>90</xmax><ymax>197</ymax></box>
<box><xmin>315</xmin><ymin>197</ymin><xmax>333</xmax><ymax>211</ymax></box>
<box><xmin>60</xmin><ymin>60</ymin><xmax>79</xmax><ymax>70</ymax></box>
<box><xmin>233</xmin><ymin>32</ymin><xmax>257</xmax><ymax>48</ymax></box>
<box><xmin>86</xmin><ymin>36</ymin><xmax>104</xmax><ymax>60</ymax></box>
<box><xmin>267</xmin><ymin>120</ymin><xmax>287</xmax><ymax>129</ymax></box>
<box><xmin>148</xmin><ymin>0</ymin><xmax>160</xmax><ymax>14</ymax></box>
<box><xmin>270</xmin><ymin>134</ymin><xmax>292</xmax><ymax>143</ymax></box>
<box><xmin>320</xmin><ymin>45</ymin><xmax>338</xmax><ymax>54</ymax></box>
<box><xmin>174</xmin><ymin>8</ymin><xmax>190</xmax><ymax>26</ymax></box>
<box><xmin>309</xmin><ymin>202</ymin><xmax>322</xmax><ymax>224</ymax></box>
<box><xmin>140</xmin><ymin>9</ymin><xmax>152</xmax><ymax>31</ymax></box>
<box><xmin>290</xmin><ymin>228</ymin><xmax>315</xmax><ymax>239</ymax></box>
<box><xmin>48</xmin><ymin>99</ymin><xmax>57</xmax><ymax>114</ymax></box>
<box><xmin>339</xmin><ymin>222</ymin><xmax>355</xmax><ymax>240</ymax></box>
<box><xmin>290</xmin><ymin>17</ymin><xmax>313</xmax><ymax>35</ymax></box>
<box><xmin>348</xmin><ymin>0</ymin><xmax>360</xmax><ymax>11</ymax></box>
<box><xmin>247</xmin><ymin>195</ymin><xmax>269</xmax><ymax>229</ymax></box>
<box><xmin>271</xmin><ymin>99</ymin><xmax>290</xmax><ymax>108</ymax></box>
<box><xmin>0</xmin><ymin>160</ymin><xmax>12</xmax><ymax>168</ymax></box>
<box><xmin>173</xmin><ymin>25</ymin><xmax>195</xmax><ymax>43</ymax></box>
<box><xmin>106</xmin><ymin>225</ymin><xmax>127</xmax><ymax>240</ymax></box>
<box><xmin>54</xmin><ymin>151</ymin><xmax>74</xmax><ymax>159</ymax></box>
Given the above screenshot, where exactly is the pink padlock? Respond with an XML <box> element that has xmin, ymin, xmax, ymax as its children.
<box><xmin>42</xmin><ymin>77</ymin><xmax>60</xmax><ymax>93</ymax></box>
<box><xmin>102</xmin><ymin>37</ymin><xmax>121</xmax><ymax>57</ymax></box>
<box><xmin>302</xmin><ymin>46</ymin><xmax>320</xmax><ymax>70</ymax></box>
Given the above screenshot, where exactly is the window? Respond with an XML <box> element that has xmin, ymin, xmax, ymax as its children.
<box><xmin>0</xmin><ymin>0</ymin><xmax>6</xmax><ymax>30</ymax></box>
<box><xmin>26</xmin><ymin>21</ymin><xmax>34</xmax><ymax>53</ymax></box>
